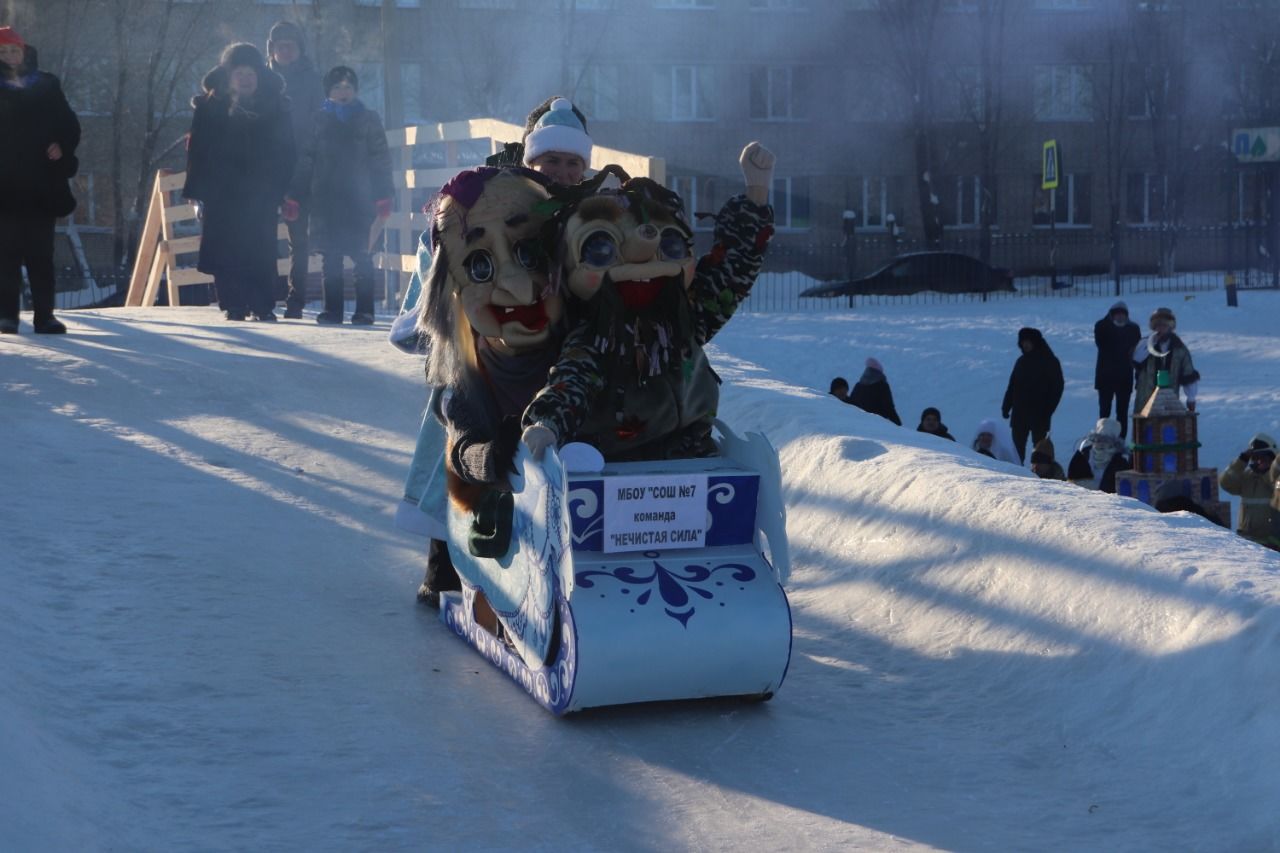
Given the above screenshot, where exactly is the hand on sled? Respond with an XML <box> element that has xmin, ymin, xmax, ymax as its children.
<box><xmin>739</xmin><ymin>141</ymin><xmax>776</xmax><ymax>206</ymax></box>
<box><xmin>521</xmin><ymin>423</ymin><xmax>556</xmax><ymax>461</ymax></box>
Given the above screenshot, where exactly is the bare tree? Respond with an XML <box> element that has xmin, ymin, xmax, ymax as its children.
<box><xmin>940</xmin><ymin>0</ymin><xmax>1021</xmax><ymax>263</ymax></box>
<box><xmin>1080</xmin><ymin>4</ymin><xmax>1137</xmax><ymax>283</ymax></box>
<box><xmin>1127</xmin><ymin>2</ymin><xmax>1193</xmax><ymax>273</ymax></box>
<box><xmin>876</xmin><ymin>0</ymin><xmax>945</xmax><ymax>249</ymax></box>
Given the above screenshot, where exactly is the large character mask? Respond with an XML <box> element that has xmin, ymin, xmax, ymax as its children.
<box><xmin>550</xmin><ymin>172</ymin><xmax>698</xmax><ymax>380</ymax></box>
<box><xmin>420</xmin><ymin>167</ymin><xmax>561</xmax><ymax>388</ymax></box>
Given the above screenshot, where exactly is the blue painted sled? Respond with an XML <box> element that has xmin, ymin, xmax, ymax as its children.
<box><xmin>440</xmin><ymin>420</ymin><xmax>792</xmax><ymax>714</ymax></box>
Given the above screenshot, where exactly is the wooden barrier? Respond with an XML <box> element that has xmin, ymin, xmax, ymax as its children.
<box><xmin>127</xmin><ymin>119</ymin><xmax>665</xmax><ymax>308</ymax></box>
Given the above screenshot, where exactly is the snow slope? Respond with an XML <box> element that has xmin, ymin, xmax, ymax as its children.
<box><xmin>2</xmin><ymin>294</ymin><xmax>1278</xmax><ymax>852</ymax></box>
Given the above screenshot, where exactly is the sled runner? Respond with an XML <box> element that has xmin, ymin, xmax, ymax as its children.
<box><xmin>439</xmin><ymin>420</ymin><xmax>792</xmax><ymax>715</ymax></box>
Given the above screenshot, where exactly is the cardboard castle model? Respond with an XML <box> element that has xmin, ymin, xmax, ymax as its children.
<box><xmin>1115</xmin><ymin>370</ymin><xmax>1230</xmax><ymax>526</ymax></box>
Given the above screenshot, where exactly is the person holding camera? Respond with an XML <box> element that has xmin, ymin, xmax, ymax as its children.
<box><xmin>1219</xmin><ymin>433</ymin><xmax>1280</xmax><ymax>550</ymax></box>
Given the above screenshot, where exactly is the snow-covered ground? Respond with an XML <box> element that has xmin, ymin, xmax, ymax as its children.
<box><xmin>3</xmin><ymin>291</ymin><xmax>1278</xmax><ymax>852</ymax></box>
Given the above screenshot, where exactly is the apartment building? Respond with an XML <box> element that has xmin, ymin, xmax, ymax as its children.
<box><xmin>13</xmin><ymin>0</ymin><xmax>1278</xmax><ymax>273</ymax></box>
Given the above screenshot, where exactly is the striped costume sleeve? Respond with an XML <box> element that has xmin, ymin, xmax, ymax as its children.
<box><xmin>689</xmin><ymin>195</ymin><xmax>775</xmax><ymax>345</ymax></box>
<box><xmin>520</xmin><ymin>325</ymin><xmax>607</xmax><ymax>444</ymax></box>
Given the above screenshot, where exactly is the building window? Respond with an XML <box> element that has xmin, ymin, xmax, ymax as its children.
<box><xmin>855</xmin><ymin>176</ymin><xmax>891</xmax><ymax>230</ymax></box>
<box><xmin>653</xmin><ymin>65</ymin><xmax>716</xmax><ymax>121</ymax></box>
<box><xmin>938</xmin><ymin>175</ymin><xmax>987</xmax><ymax>228</ymax></box>
<box><xmin>1232</xmin><ymin>171</ymin><xmax>1266</xmax><ymax>225</ymax></box>
<box><xmin>750</xmin><ymin>66</ymin><xmax>806</xmax><ymax>121</ymax></box>
<box><xmin>1033</xmin><ymin>173</ymin><xmax>1091</xmax><ymax>227</ymax></box>
<box><xmin>1033</xmin><ymin>64</ymin><xmax>1092</xmax><ymax>121</ymax></box>
<box><xmin>572</xmin><ymin>64</ymin><xmax>620</xmax><ymax>122</ymax></box>
<box><xmin>770</xmin><ymin>177</ymin><xmax>811</xmax><ymax>230</ymax></box>
<box><xmin>1126</xmin><ymin>172</ymin><xmax>1167</xmax><ymax>225</ymax></box>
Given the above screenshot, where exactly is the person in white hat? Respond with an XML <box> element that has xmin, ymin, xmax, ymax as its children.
<box><xmin>1132</xmin><ymin>306</ymin><xmax>1199</xmax><ymax>412</ymax></box>
<box><xmin>521</xmin><ymin>96</ymin><xmax>592</xmax><ymax>186</ymax></box>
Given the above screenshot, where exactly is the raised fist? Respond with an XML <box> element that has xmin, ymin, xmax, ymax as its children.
<box><xmin>739</xmin><ymin>141</ymin><xmax>776</xmax><ymax>190</ymax></box>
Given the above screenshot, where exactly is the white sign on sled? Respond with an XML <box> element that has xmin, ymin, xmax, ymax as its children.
<box><xmin>602</xmin><ymin>474</ymin><xmax>708</xmax><ymax>552</ymax></box>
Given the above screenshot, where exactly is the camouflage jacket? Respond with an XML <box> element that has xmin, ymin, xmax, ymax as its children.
<box><xmin>522</xmin><ymin>194</ymin><xmax>774</xmax><ymax>460</ymax></box>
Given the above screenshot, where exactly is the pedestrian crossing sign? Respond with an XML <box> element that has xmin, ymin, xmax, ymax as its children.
<box><xmin>1042</xmin><ymin>140</ymin><xmax>1060</xmax><ymax>190</ymax></box>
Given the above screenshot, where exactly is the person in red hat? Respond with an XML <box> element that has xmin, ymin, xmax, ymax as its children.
<box><xmin>0</xmin><ymin>26</ymin><xmax>81</xmax><ymax>334</ymax></box>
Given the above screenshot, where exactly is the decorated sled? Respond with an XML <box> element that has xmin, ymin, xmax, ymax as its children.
<box><xmin>439</xmin><ymin>420</ymin><xmax>792</xmax><ymax>715</ymax></box>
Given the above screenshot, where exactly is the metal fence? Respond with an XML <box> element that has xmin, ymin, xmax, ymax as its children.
<box><xmin>47</xmin><ymin>223</ymin><xmax>1279</xmax><ymax>315</ymax></box>
<box><xmin>738</xmin><ymin>226</ymin><xmax>1279</xmax><ymax>313</ymax></box>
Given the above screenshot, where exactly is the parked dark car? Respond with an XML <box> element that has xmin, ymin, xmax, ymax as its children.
<box><xmin>800</xmin><ymin>252</ymin><xmax>1016</xmax><ymax>297</ymax></box>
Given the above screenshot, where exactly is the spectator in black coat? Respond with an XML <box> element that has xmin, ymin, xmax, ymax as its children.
<box><xmin>1094</xmin><ymin>300</ymin><xmax>1141</xmax><ymax>438</ymax></box>
<box><xmin>1002</xmin><ymin>327</ymin><xmax>1064</xmax><ymax>464</ymax></box>
<box><xmin>286</xmin><ymin>66</ymin><xmax>394</xmax><ymax>325</ymax></box>
<box><xmin>267</xmin><ymin>20</ymin><xmax>324</xmax><ymax>318</ymax></box>
<box><xmin>184</xmin><ymin>43</ymin><xmax>296</xmax><ymax>322</ymax></box>
<box><xmin>829</xmin><ymin>376</ymin><xmax>851</xmax><ymax>403</ymax></box>
<box><xmin>0</xmin><ymin>28</ymin><xmax>80</xmax><ymax>335</ymax></box>
<box><xmin>917</xmin><ymin>407</ymin><xmax>956</xmax><ymax>441</ymax></box>
<box><xmin>848</xmin><ymin>358</ymin><xmax>902</xmax><ymax>425</ymax></box>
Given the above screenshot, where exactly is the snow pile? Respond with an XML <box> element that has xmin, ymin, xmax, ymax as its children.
<box><xmin>3</xmin><ymin>294</ymin><xmax>1279</xmax><ymax>850</ymax></box>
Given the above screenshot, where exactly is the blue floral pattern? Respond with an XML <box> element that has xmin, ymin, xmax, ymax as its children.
<box><xmin>576</xmin><ymin>555</ymin><xmax>757</xmax><ymax>627</ymax></box>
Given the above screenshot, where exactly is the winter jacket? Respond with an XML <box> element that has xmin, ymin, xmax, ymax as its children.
<box><xmin>1133</xmin><ymin>332</ymin><xmax>1199</xmax><ymax>413</ymax></box>
<box><xmin>0</xmin><ymin>47</ymin><xmax>80</xmax><ymax>218</ymax></box>
<box><xmin>183</xmin><ymin>65</ymin><xmax>295</xmax><ymax>277</ymax></box>
<box><xmin>270</xmin><ymin>55</ymin><xmax>324</xmax><ymax>161</ymax></box>
<box><xmin>523</xmin><ymin>195</ymin><xmax>774</xmax><ymax>461</ymax></box>
<box><xmin>849</xmin><ymin>368</ymin><xmax>902</xmax><ymax>426</ymax></box>
<box><xmin>290</xmin><ymin>100</ymin><xmax>394</xmax><ymax>254</ymax></box>
<box><xmin>1094</xmin><ymin>314</ymin><xmax>1141</xmax><ymax>393</ymax></box>
<box><xmin>1002</xmin><ymin>331</ymin><xmax>1064</xmax><ymax>422</ymax></box>
<box><xmin>917</xmin><ymin>423</ymin><xmax>956</xmax><ymax>441</ymax></box>
<box><xmin>1066</xmin><ymin>447</ymin><xmax>1130</xmax><ymax>494</ymax></box>
<box><xmin>1219</xmin><ymin>458</ymin><xmax>1280</xmax><ymax>545</ymax></box>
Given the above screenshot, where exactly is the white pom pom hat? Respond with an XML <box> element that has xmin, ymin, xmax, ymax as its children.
<box><xmin>522</xmin><ymin>97</ymin><xmax>593</xmax><ymax>167</ymax></box>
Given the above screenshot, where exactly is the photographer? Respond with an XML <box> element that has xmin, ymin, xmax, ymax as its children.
<box><xmin>1219</xmin><ymin>434</ymin><xmax>1280</xmax><ymax>550</ymax></box>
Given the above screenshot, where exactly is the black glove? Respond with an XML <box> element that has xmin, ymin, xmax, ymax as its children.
<box><xmin>1240</xmin><ymin>450</ymin><xmax>1253</xmax><ymax>463</ymax></box>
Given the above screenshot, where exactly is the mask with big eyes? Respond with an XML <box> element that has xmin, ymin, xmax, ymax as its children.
<box><xmin>562</xmin><ymin>194</ymin><xmax>696</xmax><ymax>311</ymax></box>
<box><xmin>436</xmin><ymin>172</ymin><xmax>562</xmax><ymax>352</ymax></box>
